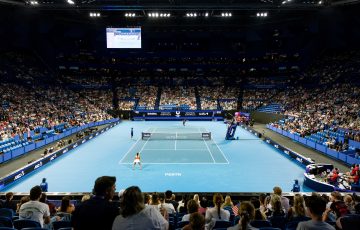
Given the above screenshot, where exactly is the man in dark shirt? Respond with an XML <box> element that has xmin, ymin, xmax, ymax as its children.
<box><xmin>72</xmin><ymin>176</ymin><xmax>119</xmax><ymax>230</ymax></box>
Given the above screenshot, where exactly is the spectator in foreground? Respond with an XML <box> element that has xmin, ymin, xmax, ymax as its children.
<box><xmin>3</xmin><ymin>192</ymin><xmax>17</xmax><ymax>212</ymax></box>
<box><xmin>296</xmin><ymin>195</ymin><xmax>335</xmax><ymax>230</ymax></box>
<box><xmin>182</xmin><ymin>199</ymin><xmax>200</xmax><ymax>221</ymax></box>
<box><xmin>112</xmin><ymin>186</ymin><xmax>168</xmax><ymax>230</ymax></box>
<box><xmin>227</xmin><ymin>201</ymin><xmax>257</xmax><ymax>230</ymax></box>
<box><xmin>273</xmin><ymin>186</ymin><xmax>290</xmax><ymax>213</ymax></box>
<box><xmin>72</xmin><ymin>176</ymin><xmax>119</xmax><ymax>230</ymax></box>
<box><xmin>205</xmin><ymin>193</ymin><xmax>230</xmax><ymax>230</ymax></box>
<box><xmin>183</xmin><ymin>212</ymin><xmax>205</xmax><ymax>230</ymax></box>
<box><xmin>19</xmin><ymin>185</ymin><xmax>50</xmax><ymax>228</ymax></box>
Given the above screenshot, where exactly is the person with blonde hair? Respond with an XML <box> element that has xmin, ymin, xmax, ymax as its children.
<box><xmin>205</xmin><ymin>193</ymin><xmax>230</xmax><ymax>230</ymax></box>
<box><xmin>287</xmin><ymin>194</ymin><xmax>306</xmax><ymax>221</ymax></box>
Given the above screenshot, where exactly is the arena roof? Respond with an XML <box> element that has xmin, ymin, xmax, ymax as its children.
<box><xmin>1</xmin><ymin>0</ymin><xmax>359</xmax><ymax>10</ymax></box>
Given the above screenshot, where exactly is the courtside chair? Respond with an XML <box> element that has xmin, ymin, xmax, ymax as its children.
<box><xmin>13</xmin><ymin>219</ymin><xmax>40</xmax><ymax>230</ymax></box>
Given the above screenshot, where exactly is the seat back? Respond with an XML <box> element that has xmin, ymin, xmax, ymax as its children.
<box><xmin>268</xmin><ymin>215</ymin><xmax>287</xmax><ymax>230</ymax></box>
<box><xmin>250</xmin><ymin>220</ymin><xmax>272</xmax><ymax>228</ymax></box>
<box><xmin>213</xmin><ymin>220</ymin><xmax>231</xmax><ymax>228</ymax></box>
<box><xmin>0</xmin><ymin>217</ymin><xmax>13</xmax><ymax>228</ymax></box>
<box><xmin>176</xmin><ymin>220</ymin><xmax>189</xmax><ymax>228</ymax></box>
<box><xmin>13</xmin><ymin>219</ymin><xmax>40</xmax><ymax>230</ymax></box>
<box><xmin>0</xmin><ymin>209</ymin><xmax>14</xmax><ymax>219</ymax></box>
<box><xmin>52</xmin><ymin>221</ymin><xmax>71</xmax><ymax>230</ymax></box>
<box><xmin>340</xmin><ymin>214</ymin><xmax>360</xmax><ymax>230</ymax></box>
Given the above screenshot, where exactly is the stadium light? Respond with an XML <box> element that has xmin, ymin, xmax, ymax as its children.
<box><xmin>89</xmin><ymin>12</ymin><xmax>101</xmax><ymax>17</ymax></box>
<box><xmin>256</xmin><ymin>12</ymin><xmax>268</xmax><ymax>17</ymax></box>
<box><xmin>318</xmin><ymin>0</ymin><xmax>323</xmax><ymax>4</ymax></box>
<box><xmin>30</xmin><ymin>1</ymin><xmax>39</xmax><ymax>5</ymax></box>
<box><xmin>205</xmin><ymin>12</ymin><xmax>209</xmax><ymax>17</ymax></box>
<box><xmin>221</xmin><ymin>12</ymin><xmax>232</xmax><ymax>17</ymax></box>
<box><xmin>67</xmin><ymin>0</ymin><xmax>74</xmax><ymax>5</ymax></box>
<box><xmin>125</xmin><ymin>13</ymin><xmax>136</xmax><ymax>17</ymax></box>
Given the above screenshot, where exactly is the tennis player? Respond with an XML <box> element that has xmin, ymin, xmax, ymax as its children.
<box><xmin>183</xmin><ymin>119</ymin><xmax>186</xmax><ymax>126</ymax></box>
<box><xmin>131</xmin><ymin>127</ymin><xmax>134</xmax><ymax>139</ymax></box>
<box><xmin>133</xmin><ymin>152</ymin><xmax>142</xmax><ymax>170</ymax></box>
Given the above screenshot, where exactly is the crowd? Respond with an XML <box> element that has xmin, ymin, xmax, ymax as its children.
<box><xmin>136</xmin><ymin>86</ymin><xmax>158</xmax><ymax>110</ymax></box>
<box><xmin>0</xmin><ymin>83</ymin><xmax>113</xmax><ymax>142</ymax></box>
<box><xmin>1</xmin><ymin>176</ymin><xmax>359</xmax><ymax>230</ymax></box>
<box><xmin>160</xmin><ymin>86</ymin><xmax>197</xmax><ymax>110</ymax></box>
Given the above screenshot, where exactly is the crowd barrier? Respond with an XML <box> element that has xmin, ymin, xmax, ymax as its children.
<box><xmin>0</xmin><ymin>118</ymin><xmax>119</xmax><ymax>165</ymax></box>
<box><xmin>0</xmin><ymin>119</ymin><xmax>121</xmax><ymax>191</ymax></box>
<box><xmin>266</xmin><ymin>125</ymin><xmax>360</xmax><ymax>166</ymax></box>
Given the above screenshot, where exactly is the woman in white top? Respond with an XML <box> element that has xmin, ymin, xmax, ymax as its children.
<box><xmin>112</xmin><ymin>186</ymin><xmax>168</xmax><ymax>230</ymax></box>
<box><xmin>205</xmin><ymin>193</ymin><xmax>230</xmax><ymax>230</ymax></box>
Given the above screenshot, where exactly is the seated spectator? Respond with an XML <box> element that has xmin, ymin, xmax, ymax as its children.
<box><xmin>199</xmin><ymin>197</ymin><xmax>209</xmax><ymax>216</ymax></box>
<box><xmin>112</xmin><ymin>186</ymin><xmax>168</xmax><ymax>230</ymax></box>
<box><xmin>39</xmin><ymin>192</ymin><xmax>56</xmax><ymax>216</ymax></box>
<box><xmin>19</xmin><ymin>185</ymin><xmax>51</xmax><ymax>228</ymax></box>
<box><xmin>16</xmin><ymin>195</ymin><xmax>30</xmax><ymax>214</ymax></box>
<box><xmin>228</xmin><ymin>201</ymin><xmax>257</xmax><ymax>230</ymax></box>
<box><xmin>205</xmin><ymin>193</ymin><xmax>230</xmax><ymax>230</ymax></box>
<box><xmin>273</xmin><ymin>186</ymin><xmax>290</xmax><ymax>213</ymax></box>
<box><xmin>3</xmin><ymin>192</ymin><xmax>17</xmax><ymax>212</ymax></box>
<box><xmin>323</xmin><ymin>191</ymin><xmax>350</xmax><ymax>222</ymax></box>
<box><xmin>250</xmin><ymin>197</ymin><xmax>266</xmax><ymax>220</ymax></box>
<box><xmin>165</xmin><ymin>190</ymin><xmax>179</xmax><ymax>211</ymax></box>
<box><xmin>182</xmin><ymin>199</ymin><xmax>199</xmax><ymax>221</ymax></box>
<box><xmin>297</xmin><ymin>195</ymin><xmax>335</xmax><ymax>230</ymax></box>
<box><xmin>72</xmin><ymin>176</ymin><xmax>119</xmax><ymax>230</ymax></box>
<box><xmin>183</xmin><ymin>212</ymin><xmax>205</xmax><ymax>230</ymax></box>
<box><xmin>287</xmin><ymin>194</ymin><xmax>306</xmax><ymax>221</ymax></box>
<box><xmin>159</xmin><ymin>193</ymin><xmax>176</xmax><ymax>215</ymax></box>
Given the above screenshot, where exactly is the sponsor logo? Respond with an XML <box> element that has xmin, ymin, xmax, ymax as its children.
<box><xmin>34</xmin><ymin>161</ymin><xmax>43</xmax><ymax>170</ymax></box>
<box><xmin>296</xmin><ymin>157</ymin><xmax>303</xmax><ymax>163</ymax></box>
<box><xmin>143</xmin><ymin>133</ymin><xmax>151</xmax><ymax>138</ymax></box>
<box><xmin>95</xmin><ymin>133</ymin><xmax>99</xmax><ymax>136</ymax></box>
<box><xmin>274</xmin><ymin>144</ymin><xmax>279</xmax><ymax>149</ymax></box>
<box><xmin>14</xmin><ymin>171</ymin><xmax>25</xmax><ymax>181</ymax></box>
<box><xmin>284</xmin><ymin>150</ymin><xmax>289</xmax><ymax>155</ymax></box>
<box><xmin>89</xmin><ymin>136</ymin><xmax>93</xmax><ymax>139</ymax></box>
<box><xmin>266</xmin><ymin>140</ymin><xmax>271</xmax><ymax>143</ymax></box>
<box><xmin>82</xmin><ymin>139</ymin><xmax>86</xmax><ymax>144</ymax></box>
<box><xmin>161</xmin><ymin>112</ymin><xmax>172</xmax><ymax>116</ymax></box>
<box><xmin>101</xmin><ymin>130</ymin><xmax>104</xmax><ymax>133</ymax></box>
<box><xmin>249</xmin><ymin>130</ymin><xmax>253</xmax><ymax>133</ymax></box>
<box><xmin>73</xmin><ymin>143</ymin><xmax>78</xmax><ymax>148</ymax></box>
<box><xmin>50</xmin><ymin>154</ymin><xmax>57</xmax><ymax>161</ymax></box>
<box><xmin>147</xmin><ymin>112</ymin><xmax>157</xmax><ymax>115</ymax></box>
<box><xmin>63</xmin><ymin>148</ymin><xmax>68</xmax><ymax>154</ymax></box>
<box><xmin>185</xmin><ymin>112</ymin><xmax>195</xmax><ymax>116</ymax></box>
<box><xmin>254</xmin><ymin>133</ymin><xmax>258</xmax><ymax>136</ymax></box>
<box><xmin>175</xmin><ymin>111</ymin><xmax>181</xmax><ymax>117</ymax></box>
<box><xmin>198</xmin><ymin>112</ymin><xmax>208</xmax><ymax>116</ymax></box>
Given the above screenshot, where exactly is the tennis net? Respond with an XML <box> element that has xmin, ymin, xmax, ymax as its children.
<box><xmin>141</xmin><ymin>132</ymin><xmax>211</xmax><ymax>140</ymax></box>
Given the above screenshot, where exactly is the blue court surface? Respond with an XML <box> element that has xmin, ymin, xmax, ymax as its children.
<box><xmin>3</xmin><ymin>121</ymin><xmax>311</xmax><ymax>193</ymax></box>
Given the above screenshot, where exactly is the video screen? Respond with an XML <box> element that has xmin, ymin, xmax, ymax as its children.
<box><xmin>106</xmin><ymin>28</ymin><xmax>141</xmax><ymax>48</ymax></box>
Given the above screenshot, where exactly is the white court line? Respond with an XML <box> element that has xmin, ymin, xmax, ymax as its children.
<box><xmin>139</xmin><ymin>127</ymin><xmax>156</xmax><ymax>153</ymax></box>
<box><xmin>199</xmin><ymin>128</ymin><xmax>215</xmax><ymax>163</ymax></box>
<box><xmin>175</xmin><ymin>132</ymin><xmax>177</xmax><ymax>150</ymax></box>
<box><xmin>141</xmin><ymin>149</ymin><xmax>209</xmax><ymax>151</ymax></box>
<box><xmin>205</xmin><ymin>127</ymin><xmax>230</xmax><ymax>164</ymax></box>
<box><xmin>118</xmin><ymin>162</ymin><xmax>229</xmax><ymax>165</ymax></box>
<box><xmin>118</xmin><ymin>127</ymin><xmax>150</xmax><ymax>164</ymax></box>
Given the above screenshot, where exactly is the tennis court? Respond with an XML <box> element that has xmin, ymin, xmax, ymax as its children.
<box><xmin>2</xmin><ymin>121</ymin><xmax>309</xmax><ymax>193</ymax></box>
<box><xmin>119</xmin><ymin>127</ymin><xmax>229</xmax><ymax>164</ymax></box>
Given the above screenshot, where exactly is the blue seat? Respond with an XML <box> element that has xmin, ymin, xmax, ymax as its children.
<box><xmin>213</xmin><ymin>220</ymin><xmax>231</xmax><ymax>228</ymax></box>
<box><xmin>57</xmin><ymin>228</ymin><xmax>72</xmax><ymax>230</ymax></box>
<box><xmin>268</xmin><ymin>215</ymin><xmax>287</xmax><ymax>230</ymax></box>
<box><xmin>250</xmin><ymin>220</ymin><xmax>272</xmax><ymax>228</ymax></box>
<box><xmin>176</xmin><ymin>220</ymin><xmax>189</xmax><ymax>228</ymax></box>
<box><xmin>340</xmin><ymin>214</ymin><xmax>360</xmax><ymax>230</ymax></box>
<box><xmin>13</xmin><ymin>219</ymin><xmax>40</xmax><ymax>230</ymax></box>
<box><xmin>0</xmin><ymin>227</ymin><xmax>16</xmax><ymax>230</ymax></box>
<box><xmin>52</xmin><ymin>221</ymin><xmax>71</xmax><ymax>230</ymax></box>
<box><xmin>0</xmin><ymin>217</ymin><xmax>13</xmax><ymax>228</ymax></box>
<box><xmin>22</xmin><ymin>228</ymin><xmax>48</xmax><ymax>230</ymax></box>
<box><xmin>0</xmin><ymin>209</ymin><xmax>14</xmax><ymax>219</ymax></box>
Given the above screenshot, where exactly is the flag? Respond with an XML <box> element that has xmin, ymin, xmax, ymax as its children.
<box><xmin>232</xmin><ymin>203</ymin><xmax>239</xmax><ymax>216</ymax></box>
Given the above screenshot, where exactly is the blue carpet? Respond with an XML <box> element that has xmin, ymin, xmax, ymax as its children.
<box><xmin>3</xmin><ymin>121</ymin><xmax>312</xmax><ymax>193</ymax></box>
